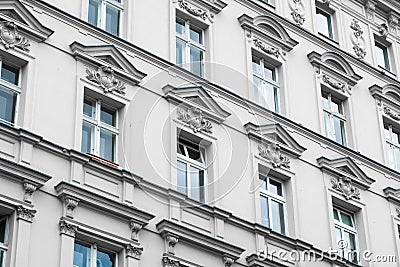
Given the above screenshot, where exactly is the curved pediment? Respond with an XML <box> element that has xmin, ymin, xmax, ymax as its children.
<box><xmin>238</xmin><ymin>14</ymin><xmax>298</xmax><ymax>52</ymax></box>
<box><xmin>370</xmin><ymin>83</ymin><xmax>400</xmax><ymax>112</ymax></box>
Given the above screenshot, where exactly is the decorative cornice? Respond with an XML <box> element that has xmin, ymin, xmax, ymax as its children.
<box><xmin>64</xmin><ymin>196</ymin><xmax>79</xmax><ymax>219</ymax></box>
<box><xmin>0</xmin><ymin>21</ymin><xmax>30</xmax><ymax>51</ymax></box>
<box><xmin>322</xmin><ymin>74</ymin><xmax>350</xmax><ymax>94</ymax></box>
<box><xmin>23</xmin><ymin>182</ymin><xmax>37</xmax><ymax>203</ymax></box>
<box><xmin>126</xmin><ymin>243</ymin><xmax>143</xmax><ymax>259</ymax></box>
<box><xmin>59</xmin><ymin>219</ymin><xmax>78</xmax><ymax>237</ymax></box>
<box><xmin>350</xmin><ymin>19</ymin><xmax>366</xmax><ymax>59</ymax></box>
<box><xmin>258</xmin><ymin>143</ymin><xmax>290</xmax><ymax>169</ymax></box>
<box><xmin>331</xmin><ymin>177</ymin><xmax>360</xmax><ymax>200</ymax></box>
<box><xmin>384</xmin><ymin>107</ymin><xmax>400</xmax><ymax>120</ymax></box>
<box><xmin>253</xmin><ymin>39</ymin><xmax>282</xmax><ymax>58</ymax></box>
<box><xmin>86</xmin><ymin>66</ymin><xmax>126</xmax><ymax>95</ymax></box>
<box><xmin>288</xmin><ymin>0</ymin><xmax>305</xmax><ymax>26</ymax></box>
<box><xmin>16</xmin><ymin>205</ymin><xmax>36</xmax><ymax>222</ymax></box>
<box><xmin>178</xmin><ymin>0</ymin><xmax>210</xmax><ymax>20</ymax></box>
<box><xmin>177</xmin><ymin>107</ymin><xmax>212</xmax><ymax>133</ymax></box>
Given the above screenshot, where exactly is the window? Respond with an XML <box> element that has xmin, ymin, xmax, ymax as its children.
<box><xmin>259</xmin><ymin>175</ymin><xmax>286</xmax><ymax>235</ymax></box>
<box><xmin>333</xmin><ymin>208</ymin><xmax>358</xmax><ymax>264</ymax></box>
<box><xmin>81</xmin><ymin>97</ymin><xmax>118</xmax><ymax>162</ymax></box>
<box><xmin>384</xmin><ymin>123</ymin><xmax>400</xmax><ymax>172</ymax></box>
<box><xmin>177</xmin><ymin>136</ymin><xmax>206</xmax><ymax>202</ymax></box>
<box><xmin>88</xmin><ymin>0</ymin><xmax>122</xmax><ymax>36</ymax></box>
<box><xmin>176</xmin><ymin>17</ymin><xmax>205</xmax><ymax>77</ymax></box>
<box><xmin>322</xmin><ymin>92</ymin><xmax>346</xmax><ymax>146</ymax></box>
<box><xmin>252</xmin><ymin>56</ymin><xmax>279</xmax><ymax>113</ymax></box>
<box><xmin>0</xmin><ymin>61</ymin><xmax>20</xmax><ymax>125</ymax></box>
<box><xmin>0</xmin><ymin>215</ymin><xmax>9</xmax><ymax>267</ymax></box>
<box><xmin>316</xmin><ymin>8</ymin><xmax>333</xmax><ymax>39</ymax></box>
<box><xmin>73</xmin><ymin>241</ymin><xmax>116</xmax><ymax>267</ymax></box>
<box><xmin>375</xmin><ymin>41</ymin><xmax>390</xmax><ymax>71</ymax></box>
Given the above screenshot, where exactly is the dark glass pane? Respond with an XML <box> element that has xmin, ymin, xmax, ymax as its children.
<box><xmin>88</xmin><ymin>0</ymin><xmax>100</xmax><ymax>26</ymax></box>
<box><xmin>0</xmin><ymin>250</ymin><xmax>3</xmax><ymax>267</ymax></box>
<box><xmin>1</xmin><ymin>63</ymin><xmax>19</xmax><ymax>85</ymax></box>
<box><xmin>333</xmin><ymin>209</ymin><xmax>339</xmax><ymax>221</ymax></box>
<box><xmin>100</xmin><ymin>129</ymin><xmax>115</xmax><ymax>161</ymax></box>
<box><xmin>176</xmin><ymin>19</ymin><xmax>185</xmax><ymax>35</ymax></box>
<box><xmin>0</xmin><ymin>85</ymin><xmax>17</xmax><ymax>124</ymax></box>
<box><xmin>100</xmin><ymin>106</ymin><xmax>116</xmax><ymax>126</ymax></box>
<box><xmin>96</xmin><ymin>249</ymin><xmax>114</xmax><ymax>267</ymax></box>
<box><xmin>340</xmin><ymin>212</ymin><xmax>354</xmax><ymax>227</ymax></box>
<box><xmin>0</xmin><ymin>217</ymin><xmax>6</xmax><ymax>243</ymax></box>
<box><xmin>269</xmin><ymin>179</ymin><xmax>283</xmax><ymax>196</ymax></box>
<box><xmin>73</xmin><ymin>243</ymin><xmax>91</xmax><ymax>267</ymax></box>
<box><xmin>186</xmin><ymin>146</ymin><xmax>201</xmax><ymax>162</ymax></box>
<box><xmin>83</xmin><ymin>99</ymin><xmax>95</xmax><ymax>118</ymax></box>
<box><xmin>105</xmin><ymin>4</ymin><xmax>120</xmax><ymax>36</ymax></box>
<box><xmin>177</xmin><ymin>143</ymin><xmax>186</xmax><ymax>155</ymax></box>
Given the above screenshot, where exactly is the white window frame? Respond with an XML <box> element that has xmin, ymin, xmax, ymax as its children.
<box><xmin>0</xmin><ymin>60</ymin><xmax>21</xmax><ymax>126</ymax></box>
<box><xmin>88</xmin><ymin>0</ymin><xmax>123</xmax><ymax>35</ymax></box>
<box><xmin>333</xmin><ymin>207</ymin><xmax>359</xmax><ymax>264</ymax></box>
<box><xmin>259</xmin><ymin>175</ymin><xmax>287</xmax><ymax>235</ymax></box>
<box><xmin>322</xmin><ymin>92</ymin><xmax>347</xmax><ymax>146</ymax></box>
<box><xmin>176</xmin><ymin>18</ymin><xmax>206</xmax><ymax>77</ymax></box>
<box><xmin>384</xmin><ymin>123</ymin><xmax>400</xmax><ymax>172</ymax></box>
<box><xmin>252</xmin><ymin>55</ymin><xmax>280</xmax><ymax>113</ymax></box>
<box><xmin>0</xmin><ymin>216</ymin><xmax>9</xmax><ymax>267</ymax></box>
<box><xmin>177</xmin><ymin>137</ymin><xmax>207</xmax><ymax>203</ymax></box>
<box><xmin>73</xmin><ymin>241</ymin><xmax>118</xmax><ymax>267</ymax></box>
<box><xmin>82</xmin><ymin>97</ymin><xmax>119</xmax><ymax>162</ymax></box>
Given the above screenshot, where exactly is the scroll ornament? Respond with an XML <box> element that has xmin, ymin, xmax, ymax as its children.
<box><xmin>86</xmin><ymin>66</ymin><xmax>126</xmax><ymax>95</ymax></box>
<box><xmin>0</xmin><ymin>21</ymin><xmax>30</xmax><ymax>51</ymax></box>
<box><xmin>258</xmin><ymin>143</ymin><xmax>290</xmax><ymax>168</ymax></box>
<box><xmin>350</xmin><ymin>19</ymin><xmax>366</xmax><ymax>59</ymax></box>
<box><xmin>331</xmin><ymin>177</ymin><xmax>360</xmax><ymax>200</ymax></box>
<box><xmin>177</xmin><ymin>107</ymin><xmax>212</xmax><ymax>133</ymax></box>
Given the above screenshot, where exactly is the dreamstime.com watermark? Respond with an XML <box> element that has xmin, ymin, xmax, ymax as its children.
<box><xmin>257</xmin><ymin>240</ymin><xmax>397</xmax><ymax>263</ymax></box>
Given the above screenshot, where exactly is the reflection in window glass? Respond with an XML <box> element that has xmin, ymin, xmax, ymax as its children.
<box><xmin>316</xmin><ymin>8</ymin><xmax>333</xmax><ymax>39</ymax></box>
<box><xmin>0</xmin><ymin>85</ymin><xmax>17</xmax><ymax>124</ymax></box>
<box><xmin>105</xmin><ymin>4</ymin><xmax>120</xmax><ymax>36</ymax></box>
<box><xmin>375</xmin><ymin>42</ymin><xmax>390</xmax><ymax>71</ymax></box>
<box><xmin>1</xmin><ymin>63</ymin><xmax>19</xmax><ymax>85</ymax></box>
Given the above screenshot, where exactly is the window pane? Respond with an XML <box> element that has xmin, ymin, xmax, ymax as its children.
<box><xmin>384</xmin><ymin>124</ymin><xmax>391</xmax><ymax>141</ymax></box>
<box><xmin>394</xmin><ymin>146</ymin><xmax>400</xmax><ymax>171</ymax></box>
<box><xmin>259</xmin><ymin>175</ymin><xmax>267</xmax><ymax>191</ymax></box>
<box><xmin>190</xmin><ymin>166</ymin><xmax>205</xmax><ymax>202</ymax></box>
<box><xmin>316</xmin><ymin>9</ymin><xmax>332</xmax><ymax>38</ymax></box>
<box><xmin>190</xmin><ymin>46</ymin><xmax>203</xmax><ymax>76</ymax></box>
<box><xmin>177</xmin><ymin>160</ymin><xmax>187</xmax><ymax>195</ymax></box>
<box><xmin>260</xmin><ymin>82</ymin><xmax>277</xmax><ymax>112</ymax></box>
<box><xmin>186</xmin><ymin>146</ymin><xmax>202</xmax><ymax>163</ymax></box>
<box><xmin>190</xmin><ymin>26</ymin><xmax>202</xmax><ymax>44</ymax></box>
<box><xmin>330</xmin><ymin>99</ymin><xmax>340</xmax><ymax>114</ymax></box>
<box><xmin>340</xmin><ymin>212</ymin><xmax>354</xmax><ymax>227</ymax></box>
<box><xmin>260</xmin><ymin>195</ymin><xmax>269</xmax><ymax>227</ymax></box>
<box><xmin>263</xmin><ymin>65</ymin><xmax>275</xmax><ymax>81</ymax></box>
<box><xmin>0</xmin><ymin>217</ymin><xmax>6</xmax><ymax>243</ymax></box>
<box><xmin>83</xmin><ymin>99</ymin><xmax>95</xmax><ymax>118</ymax></box>
<box><xmin>73</xmin><ymin>243</ymin><xmax>91</xmax><ymax>267</ymax></box>
<box><xmin>176</xmin><ymin>38</ymin><xmax>186</xmax><ymax>66</ymax></box>
<box><xmin>105</xmin><ymin>4</ymin><xmax>120</xmax><ymax>36</ymax></box>
<box><xmin>375</xmin><ymin>43</ymin><xmax>390</xmax><ymax>70</ymax></box>
<box><xmin>1</xmin><ymin>63</ymin><xmax>19</xmax><ymax>85</ymax></box>
<box><xmin>100</xmin><ymin>106</ymin><xmax>116</xmax><ymax>126</ymax></box>
<box><xmin>176</xmin><ymin>19</ymin><xmax>185</xmax><ymax>35</ymax></box>
<box><xmin>81</xmin><ymin>122</ymin><xmax>95</xmax><ymax>155</ymax></box>
<box><xmin>88</xmin><ymin>0</ymin><xmax>100</xmax><ymax>26</ymax></box>
<box><xmin>343</xmin><ymin>231</ymin><xmax>358</xmax><ymax>263</ymax></box>
<box><xmin>0</xmin><ymin>250</ymin><xmax>4</xmax><ymax>267</ymax></box>
<box><xmin>333</xmin><ymin>116</ymin><xmax>345</xmax><ymax>145</ymax></box>
<box><xmin>269</xmin><ymin>179</ymin><xmax>283</xmax><ymax>196</ymax></box>
<box><xmin>333</xmin><ymin>209</ymin><xmax>339</xmax><ymax>221</ymax></box>
<box><xmin>100</xmin><ymin>129</ymin><xmax>116</xmax><ymax>161</ymax></box>
<box><xmin>271</xmin><ymin>200</ymin><xmax>285</xmax><ymax>234</ymax></box>
<box><xmin>252</xmin><ymin>57</ymin><xmax>262</xmax><ymax>76</ymax></box>
<box><xmin>387</xmin><ymin>142</ymin><xmax>396</xmax><ymax>170</ymax></box>
<box><xmin>96</xmin><ymin>249</ymin><xmax>115</xmax><ymax>267</ymax></box>
<box><xmin>392</xmin><ymin>129</ymin><xmax>400</xmax><ymax>145</ymax></box>
<box><xmin>335</xmin><ymin>227</ymin><xmax>343</xmax><ymax>257</ymax></box>
<box><xmin>322</xmin><ymin>94</ymin><xmax>329</xmax><ymax>109</ymax></box>
<box><xmin>177</xmin><ymin>143</ymin><xmax>186</xmax><ymax>156</ymax></box>
<box><xmin>0</xmin><ymin>85</ymin><xmax>17</xmax><ymax>124</ymax></box>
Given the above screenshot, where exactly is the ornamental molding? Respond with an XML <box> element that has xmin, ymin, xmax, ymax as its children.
<box><xmin>321</xmin><ymin>74</ymin><xmax>350</xmax><ymax>94</ymax></box>
<box><xmin>258</xmin><ymin>143</ymin><xmax>290</xmax><ymax>169</ymax></box>
<box><xmin>350</xmin><ymin>19</ymin><xmax>366</xmax><ymax>59</ymax></box>
<box><xmin>384</xmin><ymin>107</ymin><xmax>400</xmax><ymax>120</ymax></box>
<box><xmin>365</xmin><ymin>0</ymin><xmax>376</xmax><ymax>21</ymax></box>
<box><xmin>0</xmin><ymin>21</ymin><xmax>30</xmax><ymax>51</ymax></box>
<box><xmin>23</xmin><ymin>182</ymin><xmax>37</xmax><ymax>203</ymax></box>
<box><xmin>177</xmin><ymin>107</ymin><xmax>212</xmax><ymax>133</ymax></box>
<box><xmin>178</xmin><ymin>0</ymin><xmax>210</xmax><ymax>21</ymax></box>
<box><xmin>331</xmin><ymin>177</ymin><xmax>360</xmax><ymax>200</ymax></box>
<box><xmin>388</xmin><ymin>12</ymin><xmax>399</xmax><ymax>34</ymax></box>
<box><xmin>288</xmin><ymin>0</ymin><xmax>305</xmax><ymax>26</ymax></box>
<box><xmin>64</xmin><ymin>196</ymin><xmax>79</xmax><ymax>219</ymax></box>
<box><xmin>86</xmin><ymin>66</ymin><xmax>126</xmax><ymax>95</ymax></box>
<box><xmin>130</xmin><ymin>220</ymin><xmax>143</xmax><ymax>241</ymax></box>
<box><xmin>253</xmin><ymin>39</ymin><xmax>282</xmax><ymax>58</ymax></box>
<box><xmin>223</xmin><ymin>256</ymin><xmax>235</xmax><ymax>267</ymax></box>
<box><xmin>17</xmin><ymin>205</ymin><xmax>36</xmax><ymax>222</ymax></box>
<box><xmin>126</xmin><ymin>243</ymin><xmax>143</xmax><ymax>259</ymax></box>
<box><xmin>162</xmin><ymin>256</ymin><xmax>181</xmax><ymax>267</ymax></box>
<box><xmin>59</xmin><ymin>219</ymin><xmax>78</xmax><ymax>237</ymax></box>
<box><xmin>396</xmin><ymin>207</ymin><xmax>400</xmax><ymax>218</ymax></box>
<box><xmin>165</xmin><ymin>234</ymin><xmax>179</xmax><ymax>255</ymax></box>
<box><xmin>379</xmin><ymin>23</ymin><xmax>389</xmax><ymax>38</ymax></box>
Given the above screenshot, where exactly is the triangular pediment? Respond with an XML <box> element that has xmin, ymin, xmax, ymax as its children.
<box><xmin>244</xmin><ymin>122</ymin><xmax>306</xmax><ymax>158</ymax></box>
<box><xmin>0</xmin><ymin>0</ymin><xmax>53</xmax><ymax>42</ymax></box>
<box><xmin>162</xmin><ymin>84</ymin><xmax>231</xmax><ymax>123</ymax></box>
<box><xmin>70</xmin><ymin>42</ymin><xmax>147</xmax><ymax>84</ymax></box>
<box><xmin>317</xmin><ymin>157</ymin><xmax>375</xmax><ymax>189</ymax></box>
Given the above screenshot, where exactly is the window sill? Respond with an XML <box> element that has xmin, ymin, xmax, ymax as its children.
<box><xmin>87</xmin><ymin>153</ymin><xmax>119</xmax><ymax>168</ymax></box>
<box><xmin>377</xmin><ymin>65</ymin><xmax>397</xmax><ymax>77</ymax></box>
<box><xmin>317</xmin><ymin>32</ymin><xmax>339</xmax><ymax>46</ymax></box>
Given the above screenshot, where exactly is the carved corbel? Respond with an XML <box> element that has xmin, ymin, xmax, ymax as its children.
<box><xmin>388</xmin><ymin>12</ymin><xmax>399</xmax><ymax>34</ymax></box>
<box><xmin>165</xmin><ymin>234</ymin><xmax>179</xmax><ymax>255</ymax></box>
<box><xmin>130</xmin><ymin>220</ymin><xmax>142</xmax><ymax>241</ymax></box>
<box><xmin>126</xmin><ymin>243</ymin><xmax>143</xmax><ymax>260</ymax></box>
<box><xmin>223</xmin><ymin>256</ymin><xmax>235</xmax><ymax>267</ymax></box>
<box><xmin>23</xmin><ymin>182</ymin><xmax>37</xmax><ymax>203</ymax></box>
<box><xmin>162</xmin><ymin>255</ymin><xmax>180</xmax><ymax>267</ymax></box>
<box><xmin>64</xmin><ymin>196</ymin><xmax>79</xmax><ymax>219</ymax></box>
<box><xmin>379</xmin><ymin>23</ymin><xmax>389</xmax><ymax>38</ymax></box>
<box><xmin>16</xmin><ymin>205</ymin><xmax>36</xmax><ymax>222</ymax></box>
<box><xmin>365</xmin><ymin>0</ymin><xmax>376</xmax><ymax>21</ymax></box>
<box><xmin>59</xmin><ymin>219</ymin><xmax>78</xmax><ymax>237</ymax></box>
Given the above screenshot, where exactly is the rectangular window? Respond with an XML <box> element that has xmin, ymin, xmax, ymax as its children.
<box><xmin>333</xmin><ymin>208</ymin><xmax>358</xmax><ymax>264</ymax></box>
<box><xmin>375</xmin><ymin>41</ymin><xmax>390</xmax><ymax>71</ymax></box>
<box><xmin>88</xmin><ymin>0</ymin><xmax>122</xmax><ymax>36</ymax></box>
<box><xmin>259</xmin><ymin>175</ymin><xmax>286</xmax><ymax>235</ymax></box>
<box><xmin>0</xmin><ymin>61</ymin><xmax>20</xmax><ymax>125</ymax></box>
<box><xmin>177</xmin><ymin>137</ymin><xmax>206</xmax><ymax>202</ymax></box>
<box><xmin>322</xmin><ymin>92</ymin><xmax>346</xmax><ymax>146</ymax></box>
<box><xmin>316</xmin><ymin>8</ymin><xmax>333</xmax><ymax>39</ymax></box>
<box><xmin>384</xmin><ymin>123</ymin><xmax>400</xmax><ymax>172</ymax></box>
<box><xmin>73</xmin><ymin>242</ymin><xmax>116</xmax><ymax>267</ymax></box>
<box><xmin>252</xmin><ymin>56</ymin><xmax>279</xmax><ymax>113</ymax></box>
<box><xmin>176</xmin><ymin>18</ymin><xmax>205</xmax><ymax>77</ymax></box>
<box><xmin>81</xmin><ymin>97</ymin><xmax>118</xmax><ymax>162</ymax></box>
<box><xmin>0</xmin><ymin>215</ymin><xmax>8</xmax><ymax>267</ymax></box>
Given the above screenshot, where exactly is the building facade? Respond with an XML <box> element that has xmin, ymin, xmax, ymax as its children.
<box><xmin>0</xmin><ymin>0</ymin><xmax>400</xmax><ymax>266</ymax></box>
